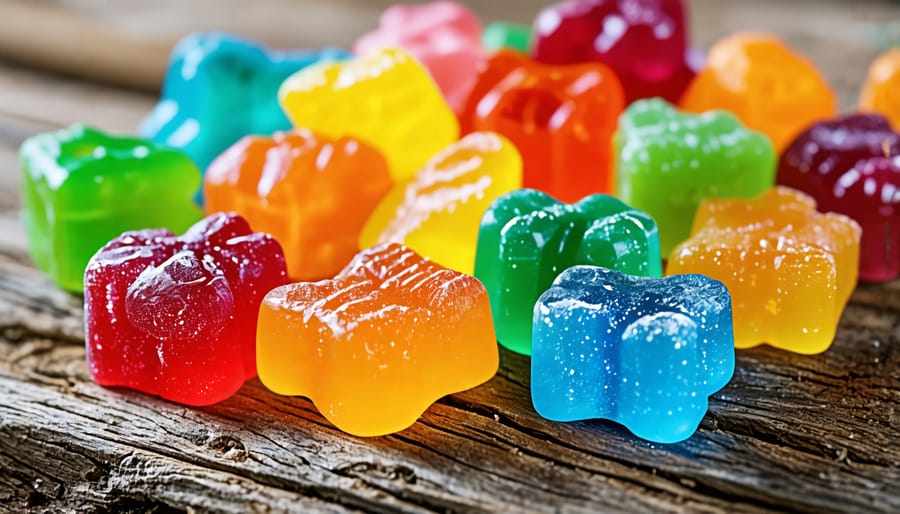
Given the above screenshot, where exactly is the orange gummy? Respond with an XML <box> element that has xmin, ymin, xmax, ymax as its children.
<box><xmin>667</xmin><ymin>187</ymin><xmax>860</xmax><ymax>354</ymax></box>
<box><xmin>459</xmin><ymin>50</ymin><xmax>624</xmax><ymax>202</ymax></box>
<box><xmin>859</xmin><ymin>48</ymin><xmax>900</xmax><ymax>130</ymax></box>
<box><xmin>256</xmin><ymin>243</ymin><xmax>499</xmax><ymax>436</ymax></box>
<box><xmin>204</xmin><ymin>129</ymin><xmax>392</xmax><ymax>281</ymax></box>
<box><xmin>680</xmin><ymin>33</ymin><xmax>837</xmax><ymax>152</ymax></box>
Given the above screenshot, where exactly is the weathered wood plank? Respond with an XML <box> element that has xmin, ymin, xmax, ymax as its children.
<box><xmin>0</xmin><ymin>2</ymin><xmax>899</xmax><ymax>511</ymax></box>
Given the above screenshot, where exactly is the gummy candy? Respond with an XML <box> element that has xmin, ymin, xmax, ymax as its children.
<box><xmin>859</xmin><ymin>48</ymin><xmax>900</xmax><ymax>130</ymax></box>
<box><xmin>205</xmin><ymin>129</ymin><xmax>393</xmax><ymax>280</ymax></box>
<box><xmin>140</xmin><ymin>33</ymin><xmax>348</xmax><ymax>183</ymax></box>
<box><xmin>84</xmin><ymin>213</ymin><xmax>288</xmax><ymax>406</ymax></box>
<box><xmin>533</xmin><ymin>0</ymin><xmax>697</xmax><ymax>104</ymax></box>
<box><xmin>482</xmin><ymin>22</ymin><xmax>532</xmax><ymax>54</ymax></box>
<box><xmin>459</xmin><ymin>50</ymin><xmax>624</xmax><ymax>202</ymax></box>
<box><xmin>667</xmin><ymin>187</ymin><xmax>861</xmax><ymax>354</ymax></box>
<box><xmin>474</xmin><ymin>189</ymin><xmax>662</xmax><ymax>355</ymax></box>
<box><xmin>256</xmin><ymin>243</ymin><xmax>498</xmax><ymax>437</ymax></box>
<box><xmin>531</xmin><ymin>265</ymin><xmax>734</xmax><ymax>444</ymax></box>
<box><xmin>20</xmin><ymin>124</ymin><xmax>202</xmax><ymax>292</ymax></box>
<box><xmin>680</xmin><ymin>33</ymin><xmax>837</xmax><ymax>152</ymax></box>
<box><xmin>280</xmin><ymin>47</ymin><xmax>459</xmax><ymax>182</ymax></box>
<box><xmin>353</xmin><ymin>1</ymin><xmax>484</xmax><ymax>111</ymax></box>
<box><xmin>777</xmin><ymin>114</ymin><xmax>900</xmax><ymax>282</ymax></box>
<box><xmin>614</xmin><ymin>98</ymin><xmax>776</xmax><ymax>256</ymax></box>
<box><xmin>359</xmin><ymin>132</ymin><xmax>522</xmax><ymax>274</ymax></box>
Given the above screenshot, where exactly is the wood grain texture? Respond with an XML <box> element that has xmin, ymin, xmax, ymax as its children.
<box><xmin>0</xmin><ymin>1</ymin><xmax>899</xmax><ymax>512</ymax></box>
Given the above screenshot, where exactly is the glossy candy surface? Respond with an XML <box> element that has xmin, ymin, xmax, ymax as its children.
<box><xmin>533</xmin><ymin>0</ymin><xmax>697</xmax><ymax>103</ymax></box>
<box><xmin>20</xmin><ymin>124</ymin><xmax>202</xmax><ymax>292</ymax></box>
<box><xmin>141</xmin><ymin>33</ymin><xmax>348</xmax><ymax>181</ymax></box>
<box><xmin>279</xmin><ymin>47</ymin><xmax>459</xmax><ymax>182</ymax></box>
<box><xmin>353</xmin><ymin>1</ymin><xmax>484</xmax><ymax>111</ymax></box>
<box><xmin>460</xmin><ymin>50</ymin><xmax>624</xmax><ymax>202</ymax></box>
<box><xmin>777</xmin><ymin>114</ymin><xmax>900</xmax><ymax>281</ymax></box>
<box><xmin>85</xmin><ymin>213</ymin><xmax>289</xmax><ymax>406</ymax></box>
<box><xmin>205</xmin><ymin>129</ymin><xmax>393</xmax><ymax>280</ymax></box>
<box><xmin>667</xmin><ymin>187</ymin><xmax>861</xmax><ymax>354</ymax></box>
<box><xmin>859</xmin><ymin>48</ymin><xmax>900</xmax><ymax>130</ymax></box>
<box><xmin>532</xmin><ymin>266</ymin><xmax>734</xmax><ymax>444</ymax></box>
<box><xmin>359</xmin><ymin>132</ymin><xmax>522</xmax><ymax>274</ymax></box>
<box><xmin>614</xmin><ymin>99</ymin><xmax>776</xmax><ymax>255</ymax></box>
<box><xmin>257</xmin><ymin>243</ymin><xmax>499</xmax><ymax>437</ymax></box>
<box><xmin>680</xmin><ymin>33</ymin><xmax>837</xmax><ymax>152</ymax></box>
<box><xmin>474</xmin><ymin>189</ymin><xmax>662</xmax><ymax>355</ymax></box>
<box><xmin>482</xmin><ymin>22</ymin><xmax>532</xmax><ymax>53</ymax></box>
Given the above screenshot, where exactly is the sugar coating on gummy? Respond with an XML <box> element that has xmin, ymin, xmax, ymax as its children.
<box><xmin>205</xmin><ymin>129</ymin><xmax>393</xmax><ymax>281</ymax></box>
<box><xmin>667</xmin><ymin>187</ymin><xmax>861</xmax><ymax>355</ymax></box>
<box><xmin>353</xmin><ymin>1</ymin><xmax>484</xmax><ymax>111</ymax></box>
<box><xmin>256</xmin><ymin>243</ymin><xmax>499</xmax><ymax>437</ymax></box>
<box><xmin>141</xmin><ymin>32</ymin><xmax>348</xmax><ymax>182</ymax></box>
<box><xmin>614</xmin><ymin>98</ymin><xmax>776</xmax><ymax>255</ymax></box>
<box><xmin>84</xmin><ymin>213</ymin><xmax>288</xmax><ymax>406</ymax></box>
<box><xmin>20</xmin><ymin>124</ymin><xmax>202</xmax><ymax>292</ymax></box>
<box><xmin>279</xmin><ymin>47</ymin><xmax>459</xmax><ymax>182</ymax></box>
<box><xmin>777</xmin><ymin>114</ymin><xmax>900</xmax><ymax>282</ymax></box>
<box><xmin>459</xmin><ymin>50</ymin><xmax>624</xmax><ymax>203</ymax></box>
<box><xmin>531</xmin><ymin>266</ymin><xmax>734</xmax><ymax>444</ymax></box>
<box><xmin>533</xmin><ymin>0</ymin><xmax>697</xmax><ymax>103</ymax></box>
<box><xmin>359</xmin><ymin>132</ymin><xmax>522</xmax><ymax>275</ymax></box>
<box><xmin>474</xmin><ymin>189</ymin><xmax>662</xmax><ymax>356</ymax></box>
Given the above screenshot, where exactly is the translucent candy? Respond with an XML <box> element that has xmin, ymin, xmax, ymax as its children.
<box><xmin>257</xmin><ymin>243</ymin><xmax>499</xmax><ymax>437</ymax></box>
<box><xmin>667</xmin><ymin>187</ymin><xmax>861</xmax><ymax>354</ymax></box>
<box><xmin>532</xmin><ymin>265</ymin><xmax>734</xmax><ymax>444</ymax></box>
<box><xmin>359</xmin><ymin>132</ymin><xmax>522</xmax><ymax>274</ymax></box>
<box><xmin>84</xmin><ymin>213</ymin><xmax>288</xmax><ymax>406</ymax></box>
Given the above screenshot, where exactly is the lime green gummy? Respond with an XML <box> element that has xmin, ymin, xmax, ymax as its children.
<box><xmin>20</xmin><ymin>124</ymin><xmax>202</xmax><ymax>292</ymax></box>
<box><xmin>482</xmin><ymin>22</ymin><xmax>533</xmax><ymax>53</ymax></box>
<box><xmin>614</xmin><ymin>98</ymin><xmax>776</xmax><ymax>256</ymax></box>
<box><xmin>474</xmin><ymin>189</ymin><xmax>663</xmax><ymax>355</ymax></box>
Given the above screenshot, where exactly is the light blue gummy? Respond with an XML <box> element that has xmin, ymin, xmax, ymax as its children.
<box><xmin>531</xmin><ymin>265</ymin><xmax>735</xmax><ymax>444</ymax></box>
<box><xmin>139</xmin><ymin>32</ymin><xmax>349</xmax><ymax>202</ymax></box>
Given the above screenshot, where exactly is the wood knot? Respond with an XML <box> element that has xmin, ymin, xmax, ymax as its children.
<box><xmin>335</xmin><ymin>462</ymin><xmax>417</xmax><ymax>484</ymax></box>
<box><xmin>207</xmin><ymin>435</ymin><xmax>248</xmax><ymax>462</ymax></box>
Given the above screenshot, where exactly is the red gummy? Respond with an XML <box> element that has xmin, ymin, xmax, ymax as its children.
<box><xmin>532</xmin><ymin>0</ymin><xmax>696</xmax><ymax>104</ymax></box>
<box><xmin>777</xmin><ymin>114</ymin><xmax>900</xmax><ymax>282</ymax></box>
<box><xmin>85</xmin><ymin>213</ymin><xmax>288</xmax><ymax>405</ymax></box>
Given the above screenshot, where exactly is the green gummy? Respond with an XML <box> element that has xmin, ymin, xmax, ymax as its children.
<box><xmin>614</xmin><ymin>98</ymin><xmax>776</xmax><ymax>256</ymax></box>
<box><xmin>482</xmin><ymin>22</ymin><xmax>533</xmax><ymax>54</ymax></box>
<box><xmin>474</xmin><ymin>189</ymin><xmax>663</xmax><ymax>355</ymax></box>
<box><xmin>20</xmin><ymin>124</ymin><xmax>203</xmax><ymax>292</ymax></box>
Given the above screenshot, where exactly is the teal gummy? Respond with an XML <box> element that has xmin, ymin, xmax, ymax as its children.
<box><xmin>614</xmin><ymin>98</ymin><xmax>776</xmax><ymax>256</ymax></box>
<box><xmin>483</xmin><ymin>22</ymin><xmax>533</xmax><ymax>53</ymax></box>
<box><xmin>532</xmin><ymin>266</ymin><xmax>735</xmax><ymax>444</ymax></box>
<box><xmin>139</xmin><ymin>32</ymin><xmax>349</xmax><ymax>201</ymax></box>
<box><xmin>20</xmin><ymin>124</ymin><xmax>202</xmax><ymax>292</ymax></box>
<box><xmin>474</xmin><ymin>189</ymin><xmax>662</xmax><ymax>356</ymax></box>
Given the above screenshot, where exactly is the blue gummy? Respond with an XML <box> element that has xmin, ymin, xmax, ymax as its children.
<box><xmin>531</xmin><ymin>265</ymin><xmax>735</xmax><ymax>443</ymax></box>
<box><xmin>139</xmin><ymin>33</ymin><xmax>349</xmax><ymax>202</ymax></box>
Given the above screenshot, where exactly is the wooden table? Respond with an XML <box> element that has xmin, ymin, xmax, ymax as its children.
<box><xmin>0</xmin><ymin>1</ymin><xmax>898</xmax><ymax>512</ymax></box>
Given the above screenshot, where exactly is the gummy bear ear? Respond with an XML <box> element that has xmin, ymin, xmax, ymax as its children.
<box><xmin>125</xmin><ymin>250</ymin><xmax>234</xmax><ymax>342</ymax></box>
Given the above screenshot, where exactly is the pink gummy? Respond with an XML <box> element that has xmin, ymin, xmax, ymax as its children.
<box><xmin>84</xmin><ymin>213</ymin><xmax>288</xmax><ymax>406</ymax></box>
<box><xmin>353</xmin><ymin>1</ymin><xmax>484</xmax><ymax>111</ymax></box>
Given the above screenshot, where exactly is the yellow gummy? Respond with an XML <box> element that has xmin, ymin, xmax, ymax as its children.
<box><xmin>359</xmin><ymin>131</ymin><xmax>523</xmax><ymax>274</ymax></box>
<box><xmin>667</xmin><ymin>187</ymin><xmax>861</xmax><ymax>354</ymax></box>
<box><xmin>279</xmin><ymin>47</ymin><xmax>459</xmax><ymax>182</ymax></box>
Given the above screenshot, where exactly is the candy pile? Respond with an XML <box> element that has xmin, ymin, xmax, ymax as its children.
<box><xmin>19</xmin><ymin>0</ymin><xmax>899</xmax><ymax>444</ymax></box>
